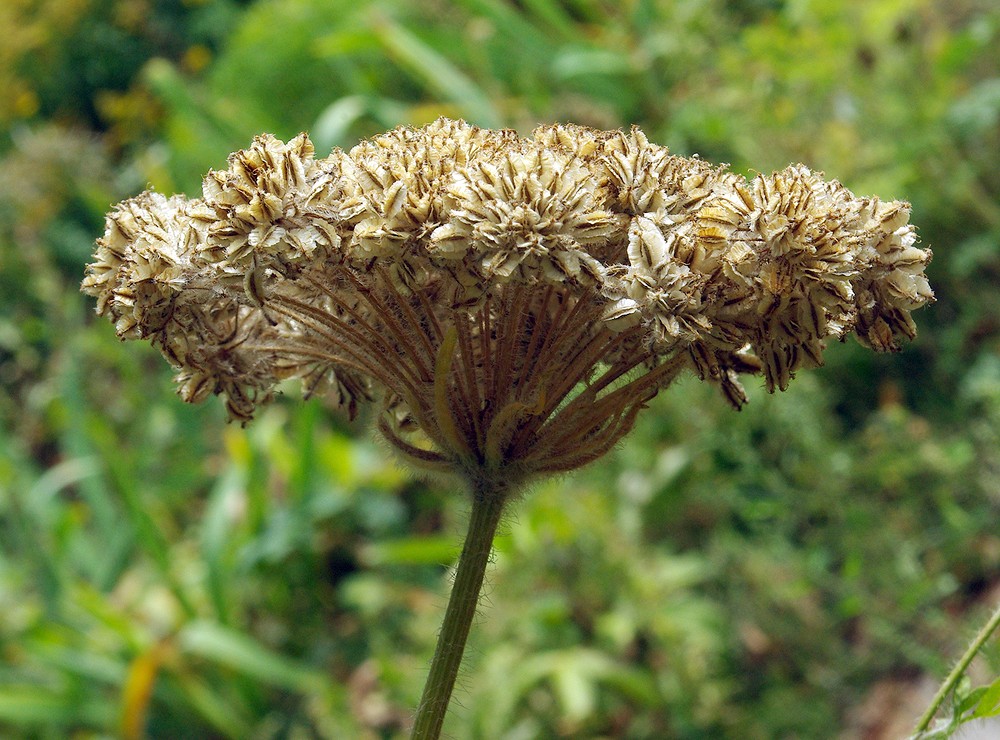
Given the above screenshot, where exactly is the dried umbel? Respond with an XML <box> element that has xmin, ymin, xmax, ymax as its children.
<box><xmin>83</xmin><ymin>119</ymin><xmax>932</xmax><ymax>737</ymax></box>
<box><xmin>83</xmin><ymin>118</ymin><xmax>932</xmax><ymax>488</ymax></box>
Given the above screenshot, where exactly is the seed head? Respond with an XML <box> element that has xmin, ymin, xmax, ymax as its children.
<box><xmin>83</xmin><ymin>119</ymin><xmax>933</xmax><ymax>487</ymax></box>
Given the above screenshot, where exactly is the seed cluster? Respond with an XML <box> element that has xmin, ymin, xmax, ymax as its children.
<box><xmin>83</xmin><ymin>119</ymin><xmax>932</xmax><ymax>484</ymax></box>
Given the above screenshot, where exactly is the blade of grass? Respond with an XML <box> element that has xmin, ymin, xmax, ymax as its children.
<box><xmin>519</xmin><ymin>0</ymin><xmax>578</xmax><ymax>38</ymax></box>
<box><xmin>27</xmin><ymin>641</ymin><xmax>126</xmax><ymax>686</ymax></box>
<box><xmin>178</xmin><ymin>620</ymin><xmax>331</xmax><ymax>695</ymax></box>
<box><xmin>359</xmin><ymin>534</ymin><xmax>458</xmax><ymax>567</ymax></box>
<box><xmin>160</xmin><ymin>671</ymin><xmax>253</xmax><ymax>739</ymax></box>
<box><xmin>449</xmin><ymin>0</ymin><xmax>557</xmax><ymax>105</ymax></box>
<box><xmin>451</xmin><ymin>0</ymin><xmax>550</xmax><ymax>52</ymax></box>
<box><xmin>200</xmin><ymin>464</ymin><xmax>246</xmax><ymax>625</ymax></box>
<box><xmin>310</xmin><ymin>94</ymin><xmax>412</xmax><ymax>152</ymax></box>
<box><xmin>0</xmin><ymin>687</ymin><xmax>115</xmax><ymax>727</ymax></box>
<box><xmin>74</xmin><ymin>583</ymin><xmax>146</xmax><ymax>651</ymax></box>
<box><xmin>91</xmin><ymin>422</ymin><xmax>198</xmax><ymax>618</ymax></box>
<box><xmin>370</xmin><ymin>14</ymin><xmax>501</xmax><ymax>128</ymax></box>
<box><xmin>57</xmin><ymin>346</ymin><xmax>133</xmax><ymax>591</ymax></box>
<box><xmin>16</xmin><ymin>456</ymin><xmax>96</xmax><ymax>610</ymax></box>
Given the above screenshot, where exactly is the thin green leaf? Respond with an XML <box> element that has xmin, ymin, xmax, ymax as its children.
<box><xmin>178</xmin><ymin>621</ymin><xmax>330</xmax><ymax>695</ymax></box>
<box><xmin>27</xmin><ymin>641</ymin><xmax>126</xmax><ymax>685</ymax></box>
<box><xmin>551</xmin><ymin>46</ymin><xmax>634</xmax><ymax>81</ymax></box>
<box><xmin>165</xmin><ymin>672</ymin><xmax>253</xmax><ymax>739</ymax></box>
<box><xmin>974</xmin><ymin>677</ymin><xmax>1000</xmax><ymax>718</ymax></box>
<box><xmin>57</xmin><ymin>342</ymin><xmax>134</xmax><ymax>590</ymax></box>
<box><xmin>311</xmin><ymin>95</ymin><xmax>410</xmax><ymax>154</ymax></box>
<box><xmin>371</xmin><ymin>17</ymin><xmax>501</xmax><ymax>127</ymax></box>
<box><xmin>0</xmin><ymin>687</ymin><xmax>115</xmax><ymax>726</ymax></box>
<box><xmin>360</xmin><ymin>535</ymin><xmax>458</xmax><ymax>566</ymax></box>
<box><xmin>200</xmin><ymin>465</ymin><xmax>246</xmax><ymax>625</ymax></box>
<box><xmin>519</xmin><ymin>0</ymin><xmax>577</xmax><ymax>38</ymax></box>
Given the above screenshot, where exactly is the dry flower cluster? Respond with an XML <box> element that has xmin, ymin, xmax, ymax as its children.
<box><xmin>83</xmin><ymin>118</ymin><xmax>933</xmax><ymax>489</ymax></box>
<box><xmin>84</xmin><ymin>118</ymin><xmax>934</xmax><ymax>739</ymax></box>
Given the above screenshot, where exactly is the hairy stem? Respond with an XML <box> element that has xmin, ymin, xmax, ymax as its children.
<box><xmin>913</xmin><ymin>598</ymin><xmax>1000</xmax><ymax>734</ymax></box>
<box><xmin>411</xmin><ymin>482</ymin><xmax>509</xmax><ymax>739</ymax></box>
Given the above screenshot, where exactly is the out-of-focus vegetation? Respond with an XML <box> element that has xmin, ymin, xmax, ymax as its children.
<box><xmin>1</xmin><ymin>0</ymin><xmax>999</xmax><ymax>737</ymax></box>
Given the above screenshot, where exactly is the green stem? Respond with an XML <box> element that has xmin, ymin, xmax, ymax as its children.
<box><xmin>913</xmin><ymin>598</ymin><xmax>1000</xmax><ymax>735</ymax></box>
<box><xmin>411</xmin><ymin>483</ymin><xmax>508</xmax><ymax>739</ymax></box>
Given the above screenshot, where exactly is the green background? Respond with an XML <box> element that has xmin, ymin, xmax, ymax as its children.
<box><xmin>2</xmin><ymin>0</ymin><xmax>999</xmax><ymax>737</ymax></box>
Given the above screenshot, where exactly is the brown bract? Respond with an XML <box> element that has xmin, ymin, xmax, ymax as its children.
<box><xmin>83</xmin><ymin>119</ymin><xmax>933</xmax><ymax>487</ymax></box>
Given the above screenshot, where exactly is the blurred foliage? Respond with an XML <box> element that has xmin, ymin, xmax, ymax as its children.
<box><xmin>2</xmin><ymin>0</ymin><xmax>1000</xmax><ymax>737</ymax></box>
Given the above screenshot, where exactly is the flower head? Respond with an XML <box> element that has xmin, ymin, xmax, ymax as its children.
<box><xmin>83</xmin><ymin>119</ymin><xmax>933</xmax><ymax>486</ymax></box>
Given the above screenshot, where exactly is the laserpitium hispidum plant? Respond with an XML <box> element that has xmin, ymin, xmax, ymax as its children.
<box><xmin>83</xmin><ymin>119</ymin><xmax>933</xmax><ymax>737</ymax></box>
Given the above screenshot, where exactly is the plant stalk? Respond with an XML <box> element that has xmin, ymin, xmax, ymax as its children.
<box><xmin>411</xmin><ymin>483</ymin><xmax>507</xmax><ymax>739</ymax></box>
<box><xmin>913</xmin><ymin>598</ymin><xmax>1000</xmax><ymax>735</ymax></box>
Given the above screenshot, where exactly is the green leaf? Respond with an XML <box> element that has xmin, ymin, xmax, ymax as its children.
<box><xmin>0</xmin><ymin>687</ymin><xmax>114</xmax><ymax>726</ymax></box>
<box><xmin>311</xmin><ymin>95</ymin><xmax>410</xmax><ymax>152</ymax></box>
<box><xmin>27</xmin><ymin>641</ymin><xmax>126</xmax><ymax>685</ymax></box>
<box><xmin>178</xmin><ymin>621</ymin><xmax>330</xmax><ymax>694</ymax></box>
<box><xmin>974</xmin><ymin>677</ymin><xmax>1000</xmax><ymax>718</ymax></box>
<box><xmin>958</xmin><ymin>684</ymin><xmax>988</xmax><ymax>715</ymax></box>
<box><xmin>200</xmin><ymin>465</ymin><xmax>246</xmax><ymax>625</ymax></box>
<box><xmin>551</xmin><ymin>46</ymin><xmax>633</xmax><ymax>81</ymax></box>
<box><xmin>371</xmin><ymin>16</ymin><xmax>501</xmax><ymax>127</ymax></box>
<box><xmin>518</xmin><ymin>0</ymin><xmax>577</xmax><ymax>38</ymax></box>
<box><xmin>360</xmin><ymin>534</ymin><xmax>458</xmax><ymax>566</ymax></box>
<box><xmin>166</xmin><ymin>672</ymin><xmax>253</xmax><ymax>739</ymax></box>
